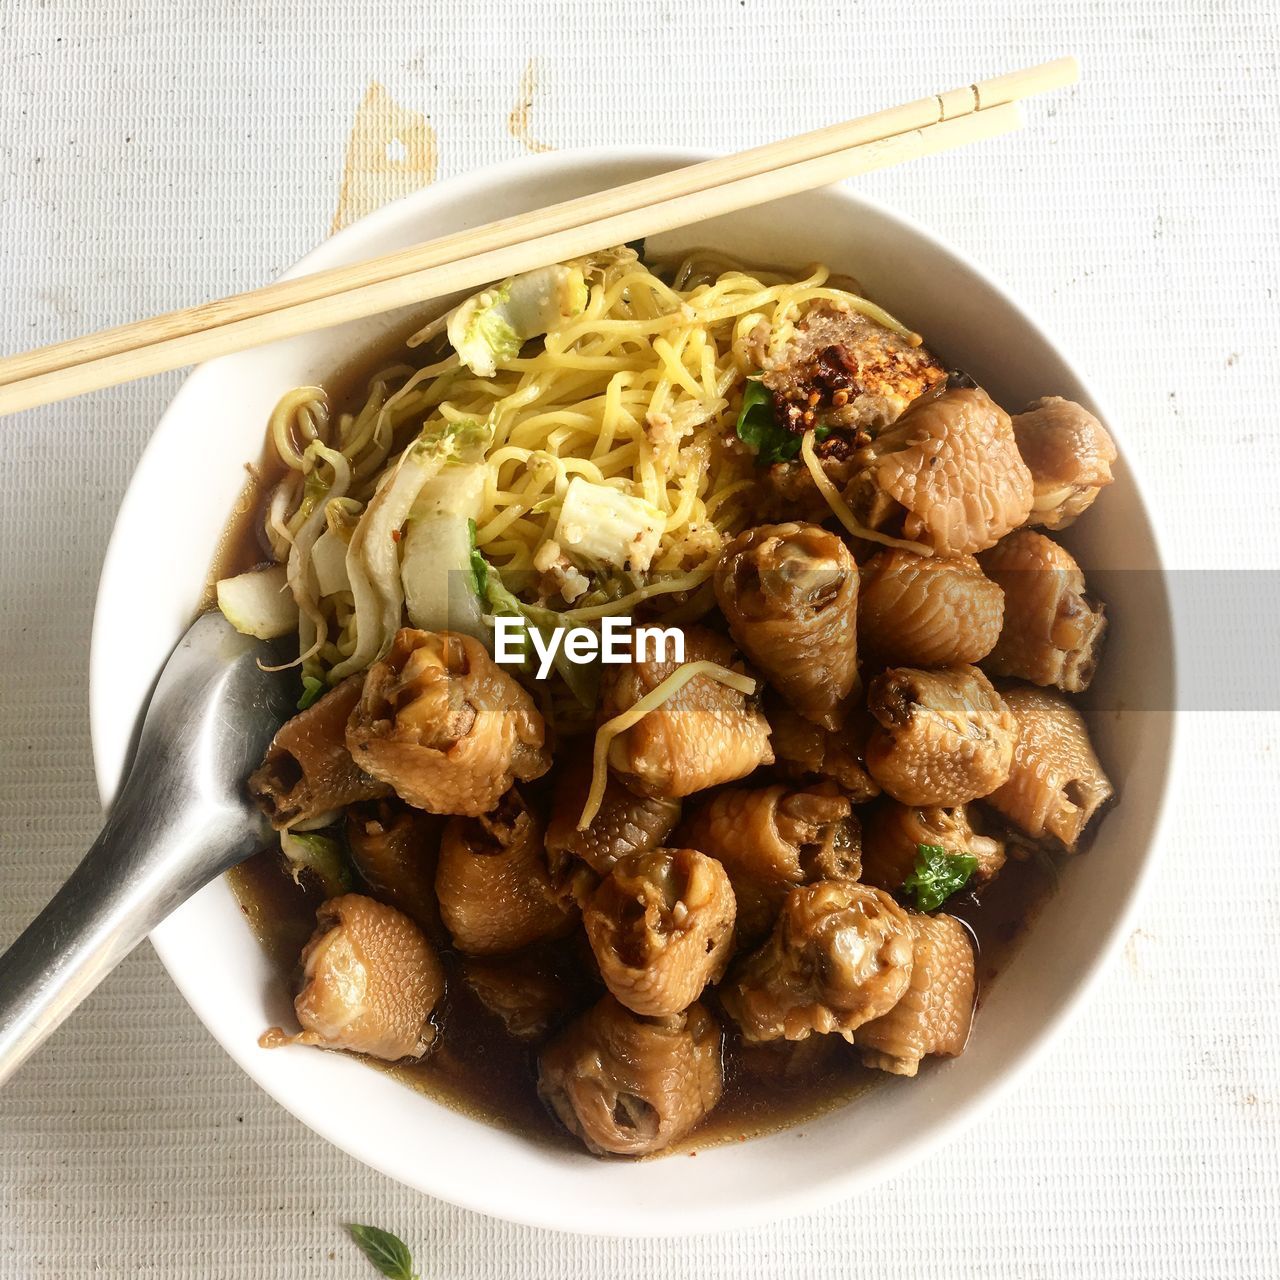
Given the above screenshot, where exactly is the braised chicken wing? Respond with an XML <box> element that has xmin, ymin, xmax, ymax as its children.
<box><xmin>1013</xmin><ymin>396</ymin><xmax>1117</xmax><ymax>530</ymax></box>
<box><xmin>980</xmin><ymin>529</ymin><xmax>1106</xmax><ymax>692</ymax></box>
<box><xmin>435</xmin><ymin>789</ymin><xmax>575</xmax><ymax>955</ymax></box>
<box><xmin>865</xmin><ymin>665</ymin><xmax>1017</xmax><ymax>805</ymax></box>
<box><xmin>767</xmin><ymin>694</ymin><xmax>881</xmax><ymax>802</ymax></box>
<box><xmin>538</xmin><ymin>996</ymin><xmax>723</xmax><ymax>1156</ymax></box>
<box><xmin>986</xmin><ymin>685</ymin><xmax>1114</xmax><ymax>851</ymax></box>
<box><xmin>583</xmin><ymin>848</ymin><xmax>736</xmax><ymax>1017</ymax></box>
<box><xmin>722</xmin><ymin>882</ymin><xmax>913</xmax><ymax>1042</ymax></box>
<box><xmin>681</xmin><ymin>783</ymin><xmax>861</xmax><ymax>946</ymax></box>
<box><xmin>858</xmin><ymin>550</ymin><xmax>1005</xmax><ymax>667</ymax></box>
<box><xmin>263</xmin><ymin>894</ymin><xmax>443</xmax><ymax>1061</ymax></box>
<box><xmin>855</xmin><ymin>912</ymin><xmax>975</xmax><ymax>1076</ymax></box>
<box><xmin>714</xmin><ymin>521</ymin><xmax>859</xmax><ymax>728</ymax></box>
<box><xmin>544</xmin><ymin>748</ymin><xmax>681</xmax><ymax>878</ymax></box>
<box><xmin>250</xmin><ymin>675</ymin><xmax>390</xmax><ymax>829</ymax></box>
<box><xmin>845</xmin><ymin>386</ymin><xmax>1033</xmax><ymax>556</ymax></box>
<box><xmin>600</xmin><ymin>626</ymin><xmax>773</xmax><ymax>798</ymax></box>
<box><xmin>345</xmin><ymin>798</ymin><xmax>443</xmax><ymax>936</ymax></box>
<box><xmin>762</xmin><ymin>302</ymin><xmax>946</xmax><ymax>433</ymax></box>
<box><xmin>861</xmin><ymin>800</ymin><xmax>1005</xmax><ymax>893</ymax></box>
<box><xmin>346</xmin><ymin>628</ymin><xmax>550</xmax><ymax>817</ymax></box>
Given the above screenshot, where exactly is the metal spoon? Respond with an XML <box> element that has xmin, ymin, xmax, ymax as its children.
<box><xmin>0</xmin><ymin>611</ymin><xmax>293</xmax><ymax>1086</ymax></box>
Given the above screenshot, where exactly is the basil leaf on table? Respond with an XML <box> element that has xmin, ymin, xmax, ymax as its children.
<box><xmin>345</xmin><ymin>1223</ymin><xmax>419</xmax><ymax>1280</ymax></box>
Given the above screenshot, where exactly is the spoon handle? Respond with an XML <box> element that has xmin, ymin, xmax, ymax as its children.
<box><xmin>0</xmin><ymin>612</ymin><xmax>291</xmax><ymax>1087</ymax></box>
<box><xmin>0</xmin><ymin>777</ymin><xmax>258</xmax><ymax>1087</ymax></box>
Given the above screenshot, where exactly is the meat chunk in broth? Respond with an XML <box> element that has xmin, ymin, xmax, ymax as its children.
<box><xmin>858</xmin><ymin>550</ymin><xmax>1005</xmax><ymax>667</ymax></box>
<box><xmin>583</xmin><ymin>848</ymin><xmax>736</xmax><ymax>1017</ymax></box>
<box><xmin>681</xmin><ymin>782</ymin><xmax>861</xmax><ymax>947</ymax></box>
<box><xmin>855</xmin><ymin>912</ymin><xmax>975</xmax><ymax>1077</ymax></box>
<box><xmin>249</xmin><ymin>675</ymin><xmax>390</xmax><ymax>829</ymax></box>
<box><xmin>435</xmin><ymin>789</ymin><xmax>575</xmax><ymax>955</ymax></box>
<box><xmin>762</xmin><ymin>302</ymin><xmax>946</xmax><ymax>433</ymax></box>
<box><xmin>1013</xmin><ymin>396</ymin><xmax>1117</xmax><ymax>530</ymax></box>
<box><xmin>344</xmin><ymin>798</ymin><xmax>443</xmax><ymax>936</ymax></box>
<box><xmin>715</xmin><ymin>521</ymin><xmax>859</xmax><ymax>729</ymax></box>
<box><xmin>865</xmin><ymin>665</ymin><xmax>1017</xmax><ymax>806</ymax></box>
<box><xmin>544</xmin><ymin>748</ymin><xmax>682</xmax><ymax>879</ymax></box>
<box><xmin>766</xmin><ymin>694</ymin><xmax>881</xmax><ymax>802</ymax></box>
<box><xmin>461</xmin><ymin>949</ymin><xmax>590</xmax><ymax>1043</ymax></box>
<box><xmin>600</xmin><ymin>626</ymin><xmax>773</xmax><ymax>798</ymax></box>
<box><xmin>845</xmin><ymin>386</ymin><xmax>1034</xmax><ymax>556</ymax></box>
<box><xmin>346</xmin><ymin>628</ymin><xmax>550</xmax><ymax>817</ymax></box>
<box><xmin>263</xmin><ymin>894</ymin><xmax>443</xmax><ymax>1062</ymax></box>
<box><xmin>721</xmin><ymin>882</ymin><xmax>914</xmax><ymax>1042</ymax></box>
<box><xmin>537</xmin><ymin>995</ymin><xmax>723</xmax><ymax>1157</ymax></box>
<box><xmin>985</xmin><ymin>685</ymin><xmax>1114</xmax><ymax>851</ymax></box>
<box><xmin>980</xmin><ymin>529</ymin><xmax>1106</xmax><ymax>692</ymax></box>
<box><xmin>861</xmin><ymin>800</ymin><xmax>1005</xmax><ymax>894</ymax></box>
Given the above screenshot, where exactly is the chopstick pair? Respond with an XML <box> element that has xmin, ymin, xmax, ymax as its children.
<box><xmin>0</xmin><ymin>57</ymin><xmax>1078</xmax><ymax>417</ymax></box>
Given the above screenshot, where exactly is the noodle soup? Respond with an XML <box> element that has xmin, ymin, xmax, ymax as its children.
<box><xmin>216</xmin><ymin>247</ymin><xmax>1116</xmax><ymax>1157</ymax></box>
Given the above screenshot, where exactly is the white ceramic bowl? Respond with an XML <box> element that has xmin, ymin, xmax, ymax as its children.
<box><xmin>91</xmin><ymin>149</ymin><xmax>1176</xmax><ymax>1235</ymax></box>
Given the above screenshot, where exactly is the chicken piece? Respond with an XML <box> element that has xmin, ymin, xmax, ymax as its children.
<box><xmin>865</xmin><ymin>665</ymin><xmax>1017</xmax><ymax>806</ymax></box>
<box><xmin>759</xmin><ymin>457</ymin><xmax>837</xmax><ymax>526</ymax></box>
<box><xmin>600</xmin><ymin>625</ymin><xmax>773</xmax><ymax>798</ymax></box>
<box><xmin>985</xmin><ymin>685</ymin><xmax>1114</xmax><ymax>851</ymax></box>
<box><xmin>680</xmin><ymin>783</ymin><xmax>861</xmax><ymax>947</ymax></box>
<box><xmin>435</xmin><ymin>789</ymin><xmax>575</xmax><ymax>955</ymax></box>
<box><xmin>261</xmin><ymin>894</ymin><xmax>443</xmax><ymax>1061</ymax></box>
<box><xmin>461</xmin><ymin>948</ymin><xmax>588</xmax><ymax>1042</ymax></box>
<box><xmin>980</xmin><ymin>530</ymin><xmax>1106</xmax><ymax>692</ymax></box>
<box><xmin>583</xmin><ymin>848</ymin><xmax>736</xmax><ymax>1017</ymax></box>
<box><xmin>544</xmin><ymin>748</ymin><xmax>682</xmax><ymax>878</ymax></box>
<box><xmin>714</xmin><ymin>522</ymin><xmax>859</xmax><ymax>729</ymax></box>
<box><xmin>345</xmin><ymin>798</ymin><xmax>443</xmax><ymax>936</ymax></box>
<box><xmin>538</xmin><ymin>996</ymin><xmax>723</xmax><ymax>1157</ymax></box>
<box><xmin>855</xmin><ymin>912</ymin><xmax>975</xmax><ymax>1077</ymax></box>
<box><xmin>346</xmin><ymin>628</ymin><xmax>550</xmax><ymax>817</ymax></box>
<box><xmin>249</xmin><ymin>675</ymin><xmax>390</xmax><ymax>829</ymax></box>
<box><xmin>861</xmin><ymin>800</ymin><xmax>1005</xmax><ymax>893</ymax></box>
<box><xmin>858</xmin><ymin>550</ymin><xmax>1005</xmax><ymax>667</ymax></box>
<box><xmin>1013</xmin><ymin>396</ymin><xmax>1117</xmax><ymax>530</ymax></box>
<box><xmin>844</xmin><ymin>386</ymin><xmax>1033</xmax><ymax>556</ymax></box>
<box><xmin>721</xmin><ymin>882</ymin><xmax>913</xmax><ymax>1042</ymax></box>
<box><xmin>767</xmin><ymin>693</ymin><xmax>881</xmax><ymax>802</ymax></box>
<box><xmin>762</xmin><ymin>301</ymin><xmax>946</xmax><ymax>434</ymax></box>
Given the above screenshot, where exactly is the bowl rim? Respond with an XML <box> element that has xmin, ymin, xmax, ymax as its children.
<box><xmin>90</xmin><ymin>144</ymin><xmax>1179</xmax><ymax>1235</ymax></box>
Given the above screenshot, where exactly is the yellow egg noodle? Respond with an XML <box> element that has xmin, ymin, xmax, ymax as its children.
<box><xmin>257</xmin><ymin>246</ymin><xmax>914</xmax><ymax>707</ymax></box>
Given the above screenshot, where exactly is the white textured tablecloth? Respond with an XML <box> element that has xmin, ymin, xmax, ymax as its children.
<box><xmin>2</xmin><ymin>1</ymin><xmax>1278</xmax><ymax>1274</ymax></box>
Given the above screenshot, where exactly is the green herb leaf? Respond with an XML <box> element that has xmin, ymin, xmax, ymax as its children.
<box><xmin>280</xmin><ymin>831</ymin><xmax>351</xmax><ymax>898</ymax></box>
<box><xmin>345</xmin><ymin>1224</ymin><xmax>419</xmax><ymax>1280</ymax></box>
<box><xmin>901</xmin><ymin>843</ymin><xmax>979</xmax><ymax>912</ymax></box>
<box><xmin>467</xmin><ymin>518</ymin><xmax>490</xmax><ymax>598</ymax></box>
<box><xmin>297</xmin><ymin>674</ymin><xmax>326</xmax><ymax>711</ymax></box>
<box><xmin>734</xmin><ymin>377</ymin><xmax>828</xmax><ymax>466</ymax></box>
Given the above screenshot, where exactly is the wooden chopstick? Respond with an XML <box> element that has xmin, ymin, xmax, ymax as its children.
<box><xmin>0</xmin><ymin>59</ymin><xmax>1076</xmax><ymax>417</ymax></box>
